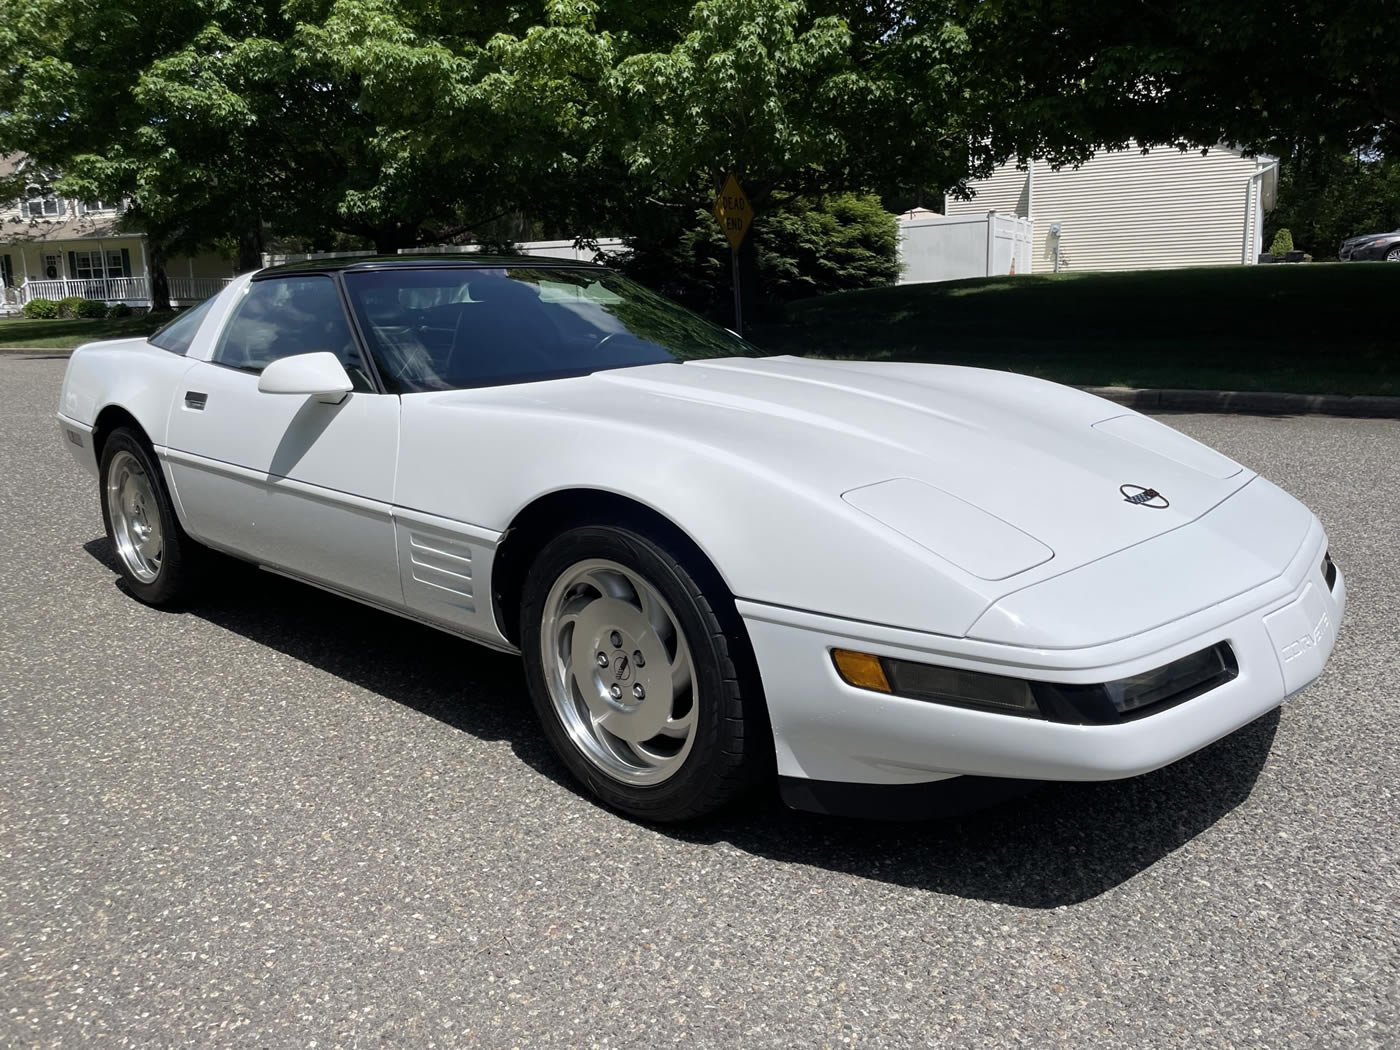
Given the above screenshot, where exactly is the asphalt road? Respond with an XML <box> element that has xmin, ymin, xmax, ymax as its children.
<box><xmin>2</xmin><ymin>354</ymin><xmax>1396</xmax><ymax>1049</ymax></box>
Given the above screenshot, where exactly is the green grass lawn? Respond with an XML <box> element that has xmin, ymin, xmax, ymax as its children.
<box><xmin>5</xmin><ymin>264</ymin><xmax>1396</xmax><ymax>394</ymax></box>
<box><xmin>0</xmin><ymin>313</ymin><xmax>171</xmax><ymax>349</ymax></box>
<box><xmin>748</xmin><ymin>263</ymin><xmax>1400</xmax><ymax>396</ymax></box>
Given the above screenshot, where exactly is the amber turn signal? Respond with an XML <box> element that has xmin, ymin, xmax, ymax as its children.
<box><xmin>831</xmin><ymin>649</ymin><xmax>892</xmax><ymax>693</ymax></box>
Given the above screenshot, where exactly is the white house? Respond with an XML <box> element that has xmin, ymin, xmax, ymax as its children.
<box><xmin>1</xmin><ymin>153</ymin><xmax>236</xmax><ymax>311</ymax></box>
<box><xmin>944</xmin><ymin>143</ymin><xmax>1279</xmax><ymax>274</ymax></box>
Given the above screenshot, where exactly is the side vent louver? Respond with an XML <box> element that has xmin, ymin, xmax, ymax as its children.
<box><xmin>408</xmin><ymin>529</ymin><xmax>475</xmax><ymax>611</ymax></box>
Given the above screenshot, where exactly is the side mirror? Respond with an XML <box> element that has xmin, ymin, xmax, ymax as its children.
<box><xmin>257</xmin><ymin>352</ymin><xmax>353</xmax><ymax>404</ymax></box>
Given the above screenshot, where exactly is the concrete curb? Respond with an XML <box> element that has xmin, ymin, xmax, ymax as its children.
<box><xmin>4</xmin><ymin>347</ymin><xmax>1397</xmax><ymax>419</ymax></box>
<box><xmin>1081</xmin><ymin>385</ymin><xmax>1400</xmax><ymax>420</ymax></box>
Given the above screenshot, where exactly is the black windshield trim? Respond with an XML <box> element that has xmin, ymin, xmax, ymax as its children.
<box><xmin>255</xmin><ymin>256</ymin><xmax>604</xmax><ymax>279</ymax></box>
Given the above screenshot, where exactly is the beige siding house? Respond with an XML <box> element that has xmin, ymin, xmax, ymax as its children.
<box><xmin>1</xmin><ymin>154</ymin><xmax>235</xmax><ymax>312</ymax></box>
<box><xmin>946</xmin><ymin>144</ymin><xmax>1278</xmax><ymax>273</ymax></box>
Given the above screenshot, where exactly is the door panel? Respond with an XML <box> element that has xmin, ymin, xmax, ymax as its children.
<box><xmin>165</xmin><ymin>359</ymin><xmax>402</xmax><ymax>605</ymax></box>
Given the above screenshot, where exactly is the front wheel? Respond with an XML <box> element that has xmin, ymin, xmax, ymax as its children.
<box><xmin>99</xmin><ymin>427</ymin><xmax>202</xmax><ymax>606</ymax></box>
<box><xmin>1387</xmin><ymin>246</ymin><xmax>1400</xmax><ymax>262</ymax></box>
<box><xmin>520</xmin><ymin>525</ymin><xmax>769</xmax><ymax>822</ymax></box>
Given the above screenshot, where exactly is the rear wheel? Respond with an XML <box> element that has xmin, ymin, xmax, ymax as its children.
<box><xmin>99</xmin><ymin>427</ymin><xmax>202</xmax><ymax>606</ymax></box>
<box><xmin>520</xmin><ymin>525</ymin><xmax>768</xmax><ymax>822</ymax></box>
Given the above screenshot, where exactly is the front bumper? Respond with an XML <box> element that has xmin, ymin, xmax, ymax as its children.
<box><xmin>741</xmin><ymin>516</ymin><xmax>1343</xmax><ymax>794</ymax></box>
<box><xmin>1340</xmin><ymin>242</ymin><xmax>1396</xmax><ymax>261</ymax></box>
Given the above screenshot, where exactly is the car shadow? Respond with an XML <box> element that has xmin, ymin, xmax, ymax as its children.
<box><xmin>83</xmin><ymin>537</ymin><xmax>1279</xmax><ymax>908</ymax></box>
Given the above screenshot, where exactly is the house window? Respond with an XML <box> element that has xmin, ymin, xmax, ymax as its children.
<box><xmin>72</xmin><ymin>250</ymin><xmax>128</xmax><ymax>280</ymax></box>
<box><xmin>81</xmin><ymin>200</ymin><xmax>118</xmax><ymax>215</ymax></box>
<box><xmin>73</xmin><ymin>251</ymin><xmax>100</xmax><ymax>279</ymax></box>
<box><xmin>22</xmin><ymin>187</ymin><xmax>64</xmax><ymax>219</ymax></box>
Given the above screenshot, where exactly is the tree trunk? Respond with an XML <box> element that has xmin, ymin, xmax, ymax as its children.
<box><xmin>374</xmin><ymin>222</ymin><xmax>420</xmax><ymax>255</ymax></box>
<box><xmin>237</xmin><ymin>220</ymin><xmax>264</xmax><ymax>273</ymax></box>
<box><xmin>148</xmin><ymin>242</ymin><xmax>172</xmax><ymax>312</ymax></box>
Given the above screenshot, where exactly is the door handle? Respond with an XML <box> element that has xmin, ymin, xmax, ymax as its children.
<box><xmin>184</xmin><ymin>391</ymin><xmax>208</xmax><ymax>410</ymax></box>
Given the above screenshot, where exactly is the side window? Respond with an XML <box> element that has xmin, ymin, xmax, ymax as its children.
<box><xmin>149</xmin><ymin>296</ymin><xmax>217</xmax><ymax>356</ymax></box>
<box><xmin>212</xmin><ymin>275</ymin><xmax>372</xmax><ymax>390</ymax></box>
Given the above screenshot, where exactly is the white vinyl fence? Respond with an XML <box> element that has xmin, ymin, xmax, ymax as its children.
<box><xmin>898</xmin><ymin>211</ymin><xmax>1033</xmax><ymax>284</ymax></box>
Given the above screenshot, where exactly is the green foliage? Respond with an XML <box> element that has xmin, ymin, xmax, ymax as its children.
<box><xmin>7</xmin><ymin>0</ymin><xmax>1396</xmax><ymax>309</ymax></box>
<box><xmin>0</xmin><ymin>0</ymin><xmax>985</xmax><ymax>264</ymax></box>
<box><xmin>613</xmin><ymin>192</ymin><xmax>899</xmax><ymax>319</ymax></box>
<box><xmin>965</xmin><ymin>0</ymin><xmax>1400</xmax><ymax>163</ymax></box>
<box><xmin>759</xmin><ymin>193</ymin><xmax>900</xmax><ymax>301</ymax></box>
<box><xmin>57</xmin><ymin>295</ymin><xmax>85</xmax><ymax>319</ymax></box>
<box><xmin>22</xmin><ymin>298</ymin><xmax>59</xmax><ymax>319</ymax></box>
<box><xmin>106</xmin><ymin>303</ymin><xmax>133</xmax><ymax>318</ymax></box>
<box><xmin>1268</xmin><ymin>229</ymin><xmax>1295</xmax><ymax>257</ymax></box>
<box><xmin>75</xmin><ymin>298</ymin><xmax>108</xmax><ymax>318</ymax></box>
<box><xmin>1267</xmin><ymin>146</ymin><xmax>1400</xmax><ymax>259</ymax></box>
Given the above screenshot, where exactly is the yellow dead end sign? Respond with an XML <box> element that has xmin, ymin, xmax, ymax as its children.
<box><xmin>712</xmin><ymin>174</ymin><xmax>752</xmax><ymax>251</ymax></box>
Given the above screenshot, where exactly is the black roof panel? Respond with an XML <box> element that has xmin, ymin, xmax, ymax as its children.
<box><xmin>255</xmin><ymin>252</ymin><xmax>608</xmax><ymax>278</ymax></box>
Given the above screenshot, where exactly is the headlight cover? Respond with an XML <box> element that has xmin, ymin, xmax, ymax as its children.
<box><xmin>832</xmin><ymin>643</ymin><xmax>1238</xmax><ymax>725</ymax></box>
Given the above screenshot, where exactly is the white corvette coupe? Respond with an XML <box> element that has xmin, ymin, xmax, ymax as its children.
<box><xmin>58</xmin><ymin>256</ymin><xmax>1344</xmax><ymax>821</ymax></box>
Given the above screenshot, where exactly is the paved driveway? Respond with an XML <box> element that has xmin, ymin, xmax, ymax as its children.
<box><xmin>2</xmin><ymin>355</ymin><xmax>1396</xmax><ymax>1048</ymax></box>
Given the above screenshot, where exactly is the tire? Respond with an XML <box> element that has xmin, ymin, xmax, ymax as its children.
<box><xmin>99</xmin><ymin>426</ymin><xmax>202</xmax><ymax>606</ymax></box>
<box><xmin>520</xmin><ymin>524</ymin><xmax>769</xmax><ymax>822</ymax></box>
<box><xmin>1387</xmin><ymin>247</ymin><xmax>1400</xmax><ymax>262</ymax></box>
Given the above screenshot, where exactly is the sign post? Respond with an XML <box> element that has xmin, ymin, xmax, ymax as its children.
<box><xmin>711</xmin><ymin>173</ymin><xmax>752</xmax><ymax>336</ymax></box>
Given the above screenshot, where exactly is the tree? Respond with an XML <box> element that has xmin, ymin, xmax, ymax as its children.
<box><xmin>961</xmin><ymin>0</ymin><xmax>1400</xmax><ymax>164</ymax></box>
<box><xmin>613</xmin><ymin>192</ymin><xmax>900</xmax><ymax>318</ymax></box>
<box><xmin>1266</xmin><ymin>144</ymin><xmax>1400</xmax><ymax>259</ymax></box>
<box><xmin>0</xmin><ymin>0</ymin><xmax>539</xmax><ymax>276</ymax></box>
<box><xmin>10</xmin><ymin>0</ymin><xmax>1394</xmax><ymax>307</ymax></box>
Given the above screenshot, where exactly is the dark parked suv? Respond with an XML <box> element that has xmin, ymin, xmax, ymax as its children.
<box><xmin>1339</xmin><ymin>230</ymin><xmax>1400</xmax><ymax>261</ymax></box>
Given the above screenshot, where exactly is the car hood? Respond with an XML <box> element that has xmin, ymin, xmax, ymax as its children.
<box><xmin>583</xmin><ymin>355</ymin><xmax>1252</xmax><ymax>579</ymax></box>
<box><xmin>403</xmin><ymin>355</ymin><xmax>1262</xmax><ymax>633</ymax></box>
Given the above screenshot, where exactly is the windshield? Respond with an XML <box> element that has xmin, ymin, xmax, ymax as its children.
<box><xmin>342</xmin><ymin>266</ymin><xmax>762</xmax><ymax>392</ymax></box>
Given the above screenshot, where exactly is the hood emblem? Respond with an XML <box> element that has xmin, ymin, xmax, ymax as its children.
<box><xmin>1121</xmin><ymin>484</ymin><xmax>1170</xmax><ymax>509</ymax></box>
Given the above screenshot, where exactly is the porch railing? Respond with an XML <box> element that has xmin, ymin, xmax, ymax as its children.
<box><xmin>17</xmin><ymin>275</ymin><xmax>232</xmax><ymax>305</ymax></box>
<box><xmin>19</xmin><ymin>277</ymin><xmax>149</xmax><ymax>303</ymax></box>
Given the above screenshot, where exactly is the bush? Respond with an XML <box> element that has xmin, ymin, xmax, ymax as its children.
<box><xmin>107</xmin><ymin>303</ymin><xmax>133</xmax><ymax>318</ymax></box>
<box><xmin>613</xmin><ymin>192</ymin><xmax>901</xmax><ymax>321</ymax></box>
<box><xmin>22</xmin><ymin>297</ymin><xmax>59</xmax><ymax>319</ymax></box>
<box><xmin>758</xmin><ymin>193</ymin><xmax>901</xmax><ymax>302</ymax></box>
<box><xmin>75</xmin><ymin>298</ymin><xmax>108</xmax><ymax>318</ymax></box>
<box><xmin>57</xmin><ymin>295</ymin><xmax>86</xmax><ymax>319</ymax></box>
<box><xmin>1268</xmin><ymin>228</ymin><xmax>1295</xmax><ymax>257</ymax></box>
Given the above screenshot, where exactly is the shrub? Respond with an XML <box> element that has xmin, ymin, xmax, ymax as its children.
<box><xmin>107</xmin><ymin>303</ymin><xmax>133</xmax><ymax>318</ymax></box>
<box><xmin>76</xmin><ymin>298</ymin><xmax>108</xmax><ymax>318</ymax></box>
<box><xmin>57</xmin><ymin>295</ymin><xmax>86</xmax><ymax>319</ymax></box>
<box><xmin>22</xmin><ymin>297</ymin><xmax>59</xmax><ymax>319</ymax></box>
<box><xmin>1268</xmin><ymin>228</ymin><xmax>1295</xmax><ymax>257</ymax></box>
<box><xmin>614</xmin><ymin>192</ymin><xmax>901</xmax><ymax>321</ymax></box>
<box><xmin>758</xmin><ymin>193</ymin><xmax>901</xmax><ymax>302</ymax></box>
